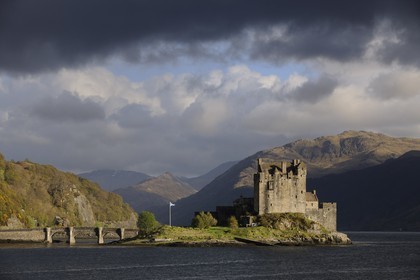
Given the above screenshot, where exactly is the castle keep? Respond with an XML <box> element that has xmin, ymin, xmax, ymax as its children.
<box><xmin>208</xmin><ymin>158</ymin><xmax>337</xmax><ymax>231</ymax></box>
<box><xmin>254</xmin><ymin>158</ymin><xmax>337</xmax><ymax>231</ymax></box>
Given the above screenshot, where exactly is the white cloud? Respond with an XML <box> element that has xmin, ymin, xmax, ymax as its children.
<box><xmin>1</xmin><ymin>62</ymin><xmax>420</xmax><ymax>175</ymax></box>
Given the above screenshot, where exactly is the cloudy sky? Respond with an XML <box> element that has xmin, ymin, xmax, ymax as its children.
<box><xmin>1</xmin><ymin>0</ymin><xmax>420</xmax><ymax>176</ymax></box>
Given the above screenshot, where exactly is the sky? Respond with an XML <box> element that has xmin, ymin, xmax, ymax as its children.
<box><xmin>1</xmin><ymin>0</ymin><xmax>420</xmax><ymax>176</ymax></box>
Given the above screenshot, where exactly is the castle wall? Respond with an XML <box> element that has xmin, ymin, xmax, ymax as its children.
<box><xmin>254</xmin><ymin>159</ymin><xmax>306</xmax><ymax>215</ymax></box>
<box><xmin>305</xmin><ymin>202</ymin><xmax>337</xmax><ymax>231</ymax></box>
<box><xmin>306</xmin><ymin>201</ymin><xmax>318</xmax><ymax>209</ymax></box>
<box><xmin>254</xmin><ymin>158</ymin><xmax>338</xmax><ymax>232</ymax></box>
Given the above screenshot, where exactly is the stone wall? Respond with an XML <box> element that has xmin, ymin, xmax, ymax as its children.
<box><xmin>306</xmin><ymin>203</ymin><xmax>337</xmax><ymax>231</ymax></box>
<box><xmin>0</xmin><ymin>228</ymin><xmax>45</xmax><ymax>242</ymax></box>
<box><xmin>254</xmin><ymin>159</ymin><xmax>306</xmax><ymax>214</ymax></box>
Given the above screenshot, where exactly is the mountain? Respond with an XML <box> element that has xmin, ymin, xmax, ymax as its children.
<box><xmin>0</xmin><ymin>154</ymin><xmax>137</xmax><ymax>229</ymax></box>
<box><xmin>114</xmin><ymin>172</ymin><xmax>197</xmax><ymax>223</ymax></box>
<box><xmin>307</xmin><ymin>151</ymin><xmax>420</xmax><ymax>231</ymax></box>
<box><xmin>180</xmin><ymin>161</ymin><xmax>238</xmax><ymax>190</ymax></box>
<box><xmin>100</xmin><ymin>161</ymin><xmax>236</xmax><ymax>222</ymax></box>
<box><xmin>78</xmin><ymin>169</ymin><xmax>150</xmax><ymax>191</ymax></box>
<box><xmin>169</xmin><ymin>131</ymin><xmax>420</xmax><ymax>225</ymax></box>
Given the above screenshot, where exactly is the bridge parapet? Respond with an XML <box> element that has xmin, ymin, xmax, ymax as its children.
<box><xmin>0</xmin><ymin>227</ymin><xmax>138</xmax><ymax>244</ymax></box>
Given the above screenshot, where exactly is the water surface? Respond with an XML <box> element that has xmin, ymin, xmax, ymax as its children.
<box><xmin>0</xmin><ymin>232</ymin><xmax>419</xmax><ymax>280</ymax></box>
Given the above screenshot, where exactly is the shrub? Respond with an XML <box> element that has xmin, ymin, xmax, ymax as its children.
<box><xmin>258</xmin><ymin>213</ymin><xmax>314</xmax><ymax>231</ymax></box>
<box><xmin>228</xmin><ymin>216</ymin><xmax>239</xmax><ymax>229</ymax></box>
<box><xmin>137</xmin><ymin>211</ymin><xmax>161</xmax><ymax>238</ymax></box>
<box><xmin>4</xmin><ymin>163</ymin><xmax>16</xmax><ymax>185</ymax></box>
<box><xmin>191</xmin><ymin>211</ymin><xmax>217</xmax><ymax>229</ymax></box>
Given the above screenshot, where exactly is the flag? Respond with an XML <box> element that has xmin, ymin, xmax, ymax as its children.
<box><xmin>169</xmin><ymin>202</ymin><xmax>175</xmax><ymax>207</ymax></box>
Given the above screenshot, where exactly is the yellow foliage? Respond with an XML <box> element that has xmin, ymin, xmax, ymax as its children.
<box><xmin>0</xmin><ymin>157</ymin><xmax>136</xmax><ymax>228</ymax></box>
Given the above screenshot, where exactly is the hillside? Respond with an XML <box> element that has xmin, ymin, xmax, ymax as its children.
<box><xmin>168</xmin><ymin>131</ymin><xmax>420</xmax><ymax>225</ymax></box>
<box><xmin>78</xmin><ymin>169</ymin><xmax>150</xmax><ymax>191</ymax></box>
<box><xmin>180</xmin><ymin>161</ymin><xmax>238</xmax><ymax>190</ymax></box>
<box><xmin>0</xmin><ymin>154</ymin><xmax>137</xmax><ymax>229</ymax></box>
<box><xmin>308</xmin><ymin>151</ymin><xmax>420</xmax><ymax>231</ymax></box>
<box><xmin>114</xmin><ymin>172</ymin><xmax>197</xmax><ymax>223</ymax></box>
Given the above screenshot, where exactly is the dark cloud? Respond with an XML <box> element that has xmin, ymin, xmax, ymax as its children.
<box><xmin>1</xmin><ymin>0</ymin><xmax>420</xmax><ymax>73</ymax></box>
<box><xmin>111</xmin><ymin>103</ymin><xmax>156</xmax><ymax>129</ymax></box>
<box><xmin>290</xmin><ymin>76</ymin><xmax>338</xmax><ymax>103</ymax></box>
<box><xmin>250</xmin><ymin>24</ymin><xmax>371</xmax><ymax>63</ymax></box>
<box><xmin>31</xmin><ymin>91</ymin><xmax>105</xmax><ymax>122</ymax></box>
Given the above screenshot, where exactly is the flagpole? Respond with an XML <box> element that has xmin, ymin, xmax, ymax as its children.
<box><xmin>169</xmin><ymin>202</ymin><xmax>175</xmax><ymax>226</ymax></box>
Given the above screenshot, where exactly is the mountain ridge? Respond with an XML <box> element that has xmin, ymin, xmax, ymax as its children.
<box><xmin>78</xmin><ymin>169</ymin><xmax>150</xmax><ymax>191</ymax></box>
<box><xmin>168</xmin><ymin>131</ymin><xmax>420</xmax><ymax>226</ymax></box>
<box><xmin>114</xmin><ymin>171</ymin><xmax>197</xmax><ymax>223</ymax></box>
<box><xmin>308</xmin><ymin>151</ymin><xmax>420</xmax><ymax>231</ymax></box>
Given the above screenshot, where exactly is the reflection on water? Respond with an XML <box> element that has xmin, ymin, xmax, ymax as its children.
<box><xmin>0</xmin><ymin>232</ymin><xmax>419</xmax><ymax>280</ymax></box>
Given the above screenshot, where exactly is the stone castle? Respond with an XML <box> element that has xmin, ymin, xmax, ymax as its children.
<box><xmin>211</xmin><ymin>158</ymin><xmax>337</xmax><ymax>231</ymax></box>
<box><xmin>254</xmin><ymin>158</ymin><xmax>337</xmax><ymax>231</ymax></box>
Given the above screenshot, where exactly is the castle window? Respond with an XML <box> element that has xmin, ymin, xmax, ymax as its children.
<box><xmin>267</xmin><ymin>181</ymin><xmax>274</xmax><ymax>190</ymax></box>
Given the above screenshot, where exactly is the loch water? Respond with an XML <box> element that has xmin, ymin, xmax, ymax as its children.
<box><xmin>0</xmin><ymin>232</ymin><xmax>419</xmax><ymax>280</ymax></box>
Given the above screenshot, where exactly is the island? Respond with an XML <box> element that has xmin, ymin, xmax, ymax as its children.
<box><xmin>119</xmin><ymin>158</ymin><xmax>351</xmax><ymax>247</ymax></box>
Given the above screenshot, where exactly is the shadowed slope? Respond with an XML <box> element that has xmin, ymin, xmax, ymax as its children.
<box><xmin>168</xmin><ymin>131</ymin><xmax>420</xmax><ymax>225</ymax></box>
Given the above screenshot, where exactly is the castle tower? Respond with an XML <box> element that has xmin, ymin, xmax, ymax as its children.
<box><xmin>254</xmin><ymin>158</ymin><xmax>307</xmax><ymax>215</ymax></box>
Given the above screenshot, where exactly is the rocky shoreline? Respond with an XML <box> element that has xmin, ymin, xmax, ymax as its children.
<box><xmin>117</xmin><ymin>231</ymin><xmax>352</xmax><ymax>247</ymax></box>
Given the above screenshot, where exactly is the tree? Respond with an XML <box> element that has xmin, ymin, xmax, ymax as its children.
<box><xmin>228</xmin><ymin>216</ymin><xmax>239</xmax><ymax>229</ymax></box>
<box><xmin>137</xmin><ymin>211</ymin><xmax>161</xmax><ymax>238</ymax></box>
<box><xmin>191</xmin><ymin>211</ymin><xmax>217</xmax><ymax>229</ymax></box>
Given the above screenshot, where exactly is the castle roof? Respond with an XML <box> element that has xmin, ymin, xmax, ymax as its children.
<box><xmin>305</xmin><ymin>192</ymin><xmax>318</xmax><ymax>202</ymax></box>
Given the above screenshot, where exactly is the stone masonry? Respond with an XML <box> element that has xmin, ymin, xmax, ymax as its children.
<box><xmin>254</xmin><ymin>158</ymin><xmax>337</xmax><ymax>231</ymax></box>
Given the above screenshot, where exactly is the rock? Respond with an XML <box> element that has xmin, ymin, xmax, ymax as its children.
<box><xmin>331</xmin><ymin>232</ymin><xmax>352</xmax><ymax>244</ymax></box>
<box><xmin>53</xmin><ymin>216</ymin><xmax>70</xmax><ymax>227</ymax></box>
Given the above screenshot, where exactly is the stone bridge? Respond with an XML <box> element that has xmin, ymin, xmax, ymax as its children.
<box><xmin>0</xmin><ymin>227</ymin><xmax>138</xmax><ymax>244</ymax></box>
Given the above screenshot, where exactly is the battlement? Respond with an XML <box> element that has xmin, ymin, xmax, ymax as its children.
<box><xmin>257</xmin><ymin>158</ymin><xmax>306</xmax><ymax>178</ymax></box>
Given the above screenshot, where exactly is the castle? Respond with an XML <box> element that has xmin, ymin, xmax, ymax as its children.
<box><xmin>254</xmin><ymin>158</ymin><xmax>337</xmax><ymax>231</ymax></box>
<box><xmin>210</xmin><ymin>158</ymin><xmax>337</xmax><ymax>231</ymax></box>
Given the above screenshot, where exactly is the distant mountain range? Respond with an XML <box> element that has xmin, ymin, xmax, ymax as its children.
<box><xmin>114</xmin><ymin>172</ymin><xmax>197</xmax><ymax>223</ymax></box>
<box><xmin>2</xmin><ymin>130</ymin><xmax>420</xmax><ymax>231</ymax></box>
<box><xmin>78</xmin><ymin>170</ymin><xmax>151</xmax><ymax>191</ymax></box>
<box><xmin>180</xmin><ymin>161</ymin><xmax>237</xmax><ymax>191</ymax></box>
<box><xmin>167</xmin><ymin>131</ymin><xmax>420</xmax><ymax>227</ymax></box>
<box><xmin>79</xmin><ymin>161</ymin><xmax>237</xmax><ymax>192</ymax></box>
<box><xmin>79</xmin><ymin>161</ymin><xmax>237</xmax><ymax>223</ymax></box>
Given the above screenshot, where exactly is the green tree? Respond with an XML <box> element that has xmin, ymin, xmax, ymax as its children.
<box><xmin>191</xmin><ymin>211</ymin><xmax>217</xmax><ymax>229</ymax></box>
<box><xmin>228</xmin><ymin>216</ymin><xmax>239</xmax><ymax>229</ymax></box>
<box><xmin>137</xmin><ymin>211</ymin><xmax>161</xmax><ymax>238</ymax></box>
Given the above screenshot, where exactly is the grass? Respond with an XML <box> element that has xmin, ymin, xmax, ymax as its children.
<box><xmin>123</xmin><ymin>224</ymin><xmax>329</xmax><ymax>245</ymax></box>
